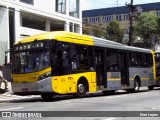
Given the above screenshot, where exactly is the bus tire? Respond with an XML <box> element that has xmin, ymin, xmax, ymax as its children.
<box><xmin>148</xmin><ymin>86</ymin><xmax>154</xmax><ymax>90</ymax></box>
<box><xmin>73</xmin><ymin>81</ymin><xmax>87</xmax><ymax>98</ymax></box>
<box><xmin>126</xmin><ymin>79</ymin><xmax>140</xmax><ymax>93</ymax></box>
<box><xmin>134</xmin><ymin>79</ymin><xmax>140</xmax><ymax>92</ymax></box>
<box><xmin>41</xmin><ymin>93</ymin><xmax>54</xmax><ymax>101</ymax></box>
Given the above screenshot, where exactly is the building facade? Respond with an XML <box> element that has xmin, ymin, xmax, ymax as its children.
<box><xmin>82</xmin><ymin>2</ymin><xmax>160</xmax><ymax>41</ymax></box>
<box><xmin>0</xmin><ymin>0</ymin><xmax>82</xmax><ymax>65</ymax></box>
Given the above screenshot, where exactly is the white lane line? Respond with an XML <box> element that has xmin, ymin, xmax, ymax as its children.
<box><xmin>0</xmin><ymin>107</ymin><xmax>24</xmax><ymax>111</ymax></box>
<box><xmin>103</xmin><ymin>118</ymin><xmax>116</xmax><ymax>120</ymax></box>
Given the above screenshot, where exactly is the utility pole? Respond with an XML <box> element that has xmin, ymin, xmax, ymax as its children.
<box><xmin>126</xmin><ymin>0</ymin><xmax>135</xmax><ymax>46</ymax></box>
<box><xmin>126</xmin><ymin>0</ymin><xmax>142</xmax><ymax>46</ymax></box>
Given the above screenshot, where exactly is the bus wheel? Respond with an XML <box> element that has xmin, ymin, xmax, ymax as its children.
<box><xmin>74</xmin><ymin>82</ymin><xmax>87</xmax><ymax>98</ymax></box>
<box><xmin>134</xmin><ymin>79</ymin><xmax>140</xmax><ymax>92</ymax></box>
<box><xmin>41</xmin><ymin>93</ymin><xmax>54</xmax><ymax>101</ymax></box>
<box><xmin>126</xmin><ymin>79</ymin><xmax>140</xmax><ymax>93</ymax></box>
<box><xmin>148</xmin><ymin>86</ymin><xmax>154</xmax><ymax>90</ymax></box>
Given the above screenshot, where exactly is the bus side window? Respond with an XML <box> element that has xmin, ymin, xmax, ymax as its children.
<box><xmin>71</xmin><ymin>45</ymin><xmax>80</xmax><ymax>70</ymax></box>
<box><xmin>108</xmin><ymin>50</ymin><xmax>119</xmax><ymax>71</ymax></box>
<box><xmin>148</xmin><ymin>54</ymin><xmax>153</xmax><ymax>67</ymax></box>
<box><xmin>57</xmin><ymin>42</ymin><xmax>71</xmax><ymax>74</ymax></box>
<box><xmin>129</xmin><ymin>52</ymin><xmax>138</xmax><ymax>66</ymax></box>
<box><xmin>88</xmin><ymin>47</ymin><xmax>94</xmax><ymax>71</ymax></box>
<box><xmin>71</xmin><ymin>45</ymin><xmax>89</xmax><ymax>71</ymax></box>
<box><xmin>139</xmin><ymin>53</ymin><xmax>148</xmax><ymax>67</ymax></box>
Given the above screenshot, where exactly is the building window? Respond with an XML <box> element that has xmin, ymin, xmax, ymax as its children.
<box><xmin>21</xmin><ymin>14</ymin><xmax>45</xmax><ymax>31</ymax></box>
<box><xmin>50</xmin><ymin>20</ymin><xmax>64</xmax><ymax>31</ymax></box>
<box><xmin>69</xmin><ymin>22</ymin><xmax>73</xmax><ymax>32</ymax></box>
<box><xmin>157</xmin><ymin>11</ymin><xmax>160</xmax><ymax>16</ymax></box>
<box><xmin>90</xmin><ymin>17</ymin><xmax>100</xmax><ymax>23</ymax></box>
<box><xmin>124</xmin><ymin>14</ymin><xmax>129</xmax><ymax>21</ymax></box>
<box><xmin>56</xmin><ymin>0</ymin><xmax>66</xmax><ymax>14</ymax></box>
<box><xmin>69</xmin><ymin>0</ymin><xmax>79</xmax><ymax>18</ymax></box>
<box><xmin>20</xmin><ymin>0</ymin><xmax>33</xmax><ymax>5</ymax></box>
<box><xmin>102</xmin><ymin>15</ymin><xmax>112</xmax><ymax>23</ymax></box>
<box><xmin>116</xmin><ymin>15</ymin><xmax>122</xmax><ymax>21</ymax></box>
<box><xmin>74</xmin><ymin>23</ymin><xmax>80</xmax><ymax>33</ymax></box>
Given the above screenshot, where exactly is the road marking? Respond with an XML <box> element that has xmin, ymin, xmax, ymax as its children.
<box><xmin>0</xmin><ymin>107</ymin><xmax>24</xmax><ymax>111</ymax></box>
<box><xmin>103</xmin><ymin>118</ymin><xmax>116</xmax><ymax>120</ymax></box>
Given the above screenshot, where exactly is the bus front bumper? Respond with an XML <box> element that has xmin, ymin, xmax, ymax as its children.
<box><xmin>12</xmin><ymin>77</ymin><xmax>53</xmax><ymax>95</ymax></box>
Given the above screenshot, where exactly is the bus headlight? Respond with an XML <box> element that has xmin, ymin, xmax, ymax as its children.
<box><xmin>38</xmin><ymin>72</ymin><xmax>51</xmax><ymax>81</ymax></box>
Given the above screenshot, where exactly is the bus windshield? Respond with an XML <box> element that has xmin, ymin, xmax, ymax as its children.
<box><xmin>13</xmin><ymin>50</ymin><xmax>50</xmax><ymax>73</ymax></box>
<box><xmin>155</xmin><ymin>52</ymin><xmax>160</xmax><ymax>74</ymax></box>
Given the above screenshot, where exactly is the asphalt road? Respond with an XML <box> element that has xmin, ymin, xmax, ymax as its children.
<box><xmin>0</xmin><ymin>87</ymin><xmax>160</xmax><ymax>120</ymax></box>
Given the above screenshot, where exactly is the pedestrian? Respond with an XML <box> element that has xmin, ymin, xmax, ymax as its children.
<box><xmin>0</xmin><ymin>65</ymin><xmax>8</xmax><ymax>91</ymax></box>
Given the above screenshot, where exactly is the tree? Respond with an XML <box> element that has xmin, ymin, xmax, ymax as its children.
<box><xmin>156</xmin><ymin>17</ymin><xmax>160</xmax><ymax>42</ymax></box>
<box><xmin>82</xmin><ymin>27</ymin><xmax>90</xmax><ymax>35</ymax></box>
<box><xmin>92</xmin><ymin>25</ymin><xmax>106</xmax><ymax>38</ymax></box>
<box><xmin>134</xmin><ymin>13</ymin><xmax>158</xmax><ymax>48</ymax></box>
<box><xmin>106</xmin><ymin>21</ymin><xmax>123</xmax><ymax>43</ymax></box>
<box><xmin>82</xmin><ymin>24</ymin><xmax>106</xmax><ymax>38</ymax></box>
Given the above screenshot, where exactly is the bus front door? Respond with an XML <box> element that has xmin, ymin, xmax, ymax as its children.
<box><xmin>94</xmin><ymin>49</ymin><xmax>106</xmax><ymax>89</ymax></box>
<box><xmin>119</xmin><ymin>52</ymin><xmax>129</xmax><ymax>86</ymax></box>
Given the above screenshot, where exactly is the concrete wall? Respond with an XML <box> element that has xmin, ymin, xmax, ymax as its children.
<box><xmin>34</xmin><ymin>0</ymin><xmax>55</xmax><ymax>13</ymax></box>
<box><xmin>0</xmin><ymin>7</ymin><xmax>9</xmax><ymax>65</ymax></box>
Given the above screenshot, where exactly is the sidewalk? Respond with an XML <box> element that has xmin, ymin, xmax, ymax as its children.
<box><xmin>0</xmin><ymin>82</ymin><xmax>12</xmax><ymax>94</ymax></box>
<box><xmin>0</xmin><ymin>82</ymin><xmax>40</xmax><ymax>102</ymax></box>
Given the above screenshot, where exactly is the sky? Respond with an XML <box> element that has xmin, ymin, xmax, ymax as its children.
<box><xmin>81</xmin><ymin>0</ymin><xmax>160</xmax><ymax>10</ymax></box>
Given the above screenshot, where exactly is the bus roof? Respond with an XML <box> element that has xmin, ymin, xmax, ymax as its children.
<box><xmin>15</xmin><ymin>31</ymin><xmax>93</xmax><ymax>46</ymax></box>
<box><xmin>15</xmin><ymin>31</ymin><xmax>152</xmax><ymax>53</ymax></box>
<box><xmin>92</xmin><ymin>36</ymin><xmax>151</xmax><ymax>53</ymax></box>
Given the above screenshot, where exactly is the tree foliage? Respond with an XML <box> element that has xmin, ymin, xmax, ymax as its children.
<box><xmin>134</xmin><ymin>13</ymin><xmax>158</xmax><ymax>48</ymax></box>
<box><xmin>82</xmin><ymin>27</ymin><xmax>90</xmax><ymax>35</ymax></box>
<box><xmin>106</xmin><ymin>21</ymin><xmax>123</xmax><ymax>43</ymax></box>
<box><xmin>92</xmin><ymin>25</ymin><xmax>106</xmax><ymax>38</ymax></box>
<box><xmin>83</xmin><ymin>25</ymin><xmax>106</xmax><ymax>38</ymax></box>
<box><xmin>156</xmin><ymin>17</ymin><xmax>160</xmax><ymax>41</ymax></box>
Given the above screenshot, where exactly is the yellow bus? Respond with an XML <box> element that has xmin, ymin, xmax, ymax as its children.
<box><xmin>11</xmin><ymin>31</ymin><xmax>156</xmax><ymax>101</ymax></box>
<box><xmin>152</xmin><ymin>52</ymin><xmax>160</xmax><ymax>89</ymax></box>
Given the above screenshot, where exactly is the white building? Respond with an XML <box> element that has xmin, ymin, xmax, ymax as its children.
<box><xmin>0</xmin><ymin>0</ymin><xmax>82</xmax><ymax>65</ymax></box>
